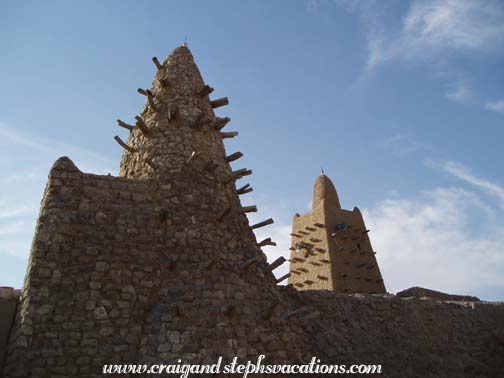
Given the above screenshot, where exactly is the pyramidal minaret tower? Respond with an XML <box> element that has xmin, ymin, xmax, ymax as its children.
<box><xmin>288</xmin><ymin>173</ymin><xmax>386</xmax><ymax>294</ymax></box>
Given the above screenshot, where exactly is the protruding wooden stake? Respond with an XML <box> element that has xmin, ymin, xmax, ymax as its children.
<box><xmin>257</xmin><ymin>238</ymin><xmax>276</xmax><ymax>247</ymax></box>
<box><xmin>145</xmin><ymin>158</ymin><xmax>158</xmax><ymax>169</ymax></box>
<box><xmin>213</xmin><ymin>117</ymin><xmax>231</xmax><ymax>130</ymax></box>
<box><xmin>221</xmin><ymin>131</ymin><xmax>238</xmax><ymax>139</ymax></box>
<box><xmin>314</xmin><ymin>222</ymin><xmax>325</xmax><ymax>228</ymax></box>
<box><xmin>117</xmin><ymin>119</ymin><xmax>135</xmax><ymax>131</ymax></box>
<box><xmin>210</xmin><ymin>97</ymin><xmax>229</xmax><ymax>109</ymax></box>
<box><xmin>290</xmin><ymin>233</ymin><xmax>301</xmax><ymax>237</ymax></box>
<box><xmin>298</xmin><ymin>231</ymin><xmax>309</xmax><ymax>235</ymax></box>
<box><xmin>134</xmin><ymin>116</ymin><xmax>150</xmax><ymax>136</ymax></box>
<box><xmin>240</xmin><ymin>256</ymin><xmax>261</xmax><ymax>270</ymax></box>
<box><xmin>152</xmin><ymin>57</ymin><xmax>162</xmax><ymax>70</ymax></box>
<box><xmin>251</xmin><ymin>218</ymin><xmax>274</xmax><ymax>230</ymax></box>
<box><xmin>275</xmin><ymin>273</ymin><xmax>290</xmax><ymax>284</ymax></box>
<box><xmin>185</xmin><ymin>151</ymin><xmax>199</xmax><ymax>165</ymax></box>
<box><xmin>204</xmin><ymin>259</ymin><xmax>215</xmax><ymax>270</ymax></box>
<box><xmin>362</xmin><ymin>229</ymin><xmax>371</xmax><ymax>234</ymax></box>
<box><xmin>236</xmin><ymin>183</ymin><xmax>252</xmax><ymax>195</ymax></box>
<box><xmin>222</xmin><ymin>168</ymin><xmax>252</xmax><ymax>184</ymax></box>
<box><xmin>176</xmin><ymin>302</ymin><xmax>185</xmax><ymax>317</ymax></box>
<box><xmin>216</xmin><ymin>207</ymin><xmax>230</xmax><ymax>222</ymax></box>
<box><xmin>266</xmin><ymin>256</ymin><xmax>286</xmax><ymax>272</ymax></box>
<box><xmin>241</xmin><ymin>205</ymin><xmax>257</xmax><ymax>213</ymax></box>
<box><xmin>146</xmin><ymin>90</ymin><xmax>157</xmax><ymax>111</ymax></box>
<box><xmin>168</xmin><ymin>108</ymin><xmax>178</xmax><ymax>121</ymax></box>
<box><xmin>225</xmin><ymin>152</ymin><xmax>243</xmax><ymax>163</ymax></box>
<box><xmin>225</xmin><ymin>305</ymin><xmax>236</xmax><ymax>319</ymax></box>
<box><xmin>168</xmin><ymin>256</ymin><xmax>178</xmax><ymax>271</ymax></box>
<box><xmin>305</xmin><ymin>226</ymin><xmax>316</xmax><ymax>231</ymax></box>
<box><xmin>263</xmin><ymin>301</ymin><xmax>282</xmax><ymax>321</ymax></box>
<box><xmin>196</xmin><ymin>85</ymin><xmax>214</xmax><ymax>97</ymax></box>
<box><xmin>137</xmin><ymin>88</ymin><xmax>147</xmax><ymax>96</ymax></box>
<box><xmin>203</xmin><ymin>160</ymin><xmax>218</xmax><ymax>172</ymax></box>
<box><xmin>114</xmin><ymin>136</ymin><xmax>137</xmax><ymax>153</ymax></box>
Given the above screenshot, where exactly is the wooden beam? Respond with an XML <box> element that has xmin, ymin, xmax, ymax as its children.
<box><xmin>225</xmin><ymin>152</ymin><xmax>243</xmax><ymax>163</ymax></box>
<box><xmin>257</xmin><ymin>238</ymin><xmax>276</xmax><ymax>247</ymax></box>
<box><xmin>185</xmin><ymin>150</ymin><xmax>199</xmax><ymax>165</ymax></box>
<box><xmin>241</xmin><ymin>205</ymin><xmax>257</xmax><ymax>213</ymax></box>
<box><xmin>117</xmin><ymin>119</ymin><xmax>135</xmax><ymax>131</ymax></box>
<box><xmin>266</xmin><ymin>256</ymin><xmax>286</xmax><ymax>272</ymax></box>
<box><xmin>221</xmin><ymin>131</ymin><xmax>238</xmax><ymax>139</ymax></box>
<box><xmin>145</xmin><ymin>158</ymin><xmax>158</xmax><ymax>169</ymax></box>
<box><xmin>222</xmin><ymin>168</ymin><xmax>252</xmax><ymax>184</ymax></box>
<box><xmin>152</xmin><ymin>57</ymin><xmax>162</xmax><ymax>70</ymax></box>
<box><xmin>225</xmin><ymin>305</ymin><xmax>236</xmax><ymax>319</ymax></box>
<box><xmin>203</xmin><ymin>160</ymin><xmax>218</xmax><ymax>172</ymax></box>
<box><xmin>213</xmin><ymin>117</ymin><xmax>231</xmax><ymax>130</ymax></box>
<box><xmin>196</xmin><ymin>85</ymin><xmax>214</xmax><ymax>97</ymax></box>
<box><xmin>276</xmin><ymin>273</ymin><xmax>290</xmax><ymax>284</ymax></box>
<box><xmin>168</xmin><ymin>108</ymin><xmax>178</xmax><ymax>121</ymax></box>
<box><xmin>176</xmin><ymin>302</ymin><xmax>185</xmax><ymax>317</ymax></box>
<box><xmin>216</xmin><ymin>207</ymin><xmax>230</xmax><ymax>222</ymax></box>
<box><xmin>262</xmin><ymin>301</ymin><xmax>282</xmax><ymax>321</ymax></box>
<box><xmin>240</xmin><ymin>256</ymin><xmax>260</xmax><ymax>270</ymax></box>
<box><xmin>114</xmin><ymin>136</ymin><xmax>136</xmax><ymax>153</ymax></box>
<box><xmin>314</xmin><ymin>222</ymin><xmax>325</xmax><ymax>228</ymax></box>
<box><xmin>251</xmin><ymin>218</ymin><xmax>274</xmax><ymax>230</ymax></box>
<box><xmin>137</xmin><ymin>88</ymin><xmax>147</xmax><ymax>96</ymax></box>
<box><xmin>210</xmin><ymin>97</ymin><xmax>229</xmax><ymax>109</ymax></box>
<box><xmin>236</xmin><ymin>183</ymin><xmax>251</xmax><ymax>194</ymax></box>
<box><xmin>134</xmin><ymin>116</ymin><xmax>150</xmax><ymax>136</ymax></box>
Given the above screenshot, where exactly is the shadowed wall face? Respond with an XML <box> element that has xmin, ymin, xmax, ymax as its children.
<box><xmin>289</xmin><ymin>174</ymin><xmax>386</xmax><ymax>294</ymax></box>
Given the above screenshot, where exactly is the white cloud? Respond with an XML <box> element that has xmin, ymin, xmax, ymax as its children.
<box><xmin>363</xmin><ymin>187</ymin><xmax>504</xmax><ymax>297</ymax></box>
<box><xmin>435</xmin><ymin>160</ymin><xmax>504</xmax><ymax>209</ymax></box>
<box><xmin>367</xmin><ymin>0</ymin><xmax>504</xmax><ymax>68</ymax></box>
<box><xmin>485</xmin><ymin>99</ymin><xmax>504</xmax><ymax>113</ymax></box>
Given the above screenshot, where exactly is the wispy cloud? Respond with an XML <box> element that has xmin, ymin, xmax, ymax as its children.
<box><xmin>444</xmin><ymin>80</ymin><xmax>473</xmax><ymax>104</ymax></box>
<box><xmin>379</xmin><ymin>134</ymin><xmax>428</xmax><ymax>156</ymax></box>
<box><xmin>432</xmin><ymin>160</ymin><xmax>504</xmax><ymax>209</ymax></box>
<box><xmin>0</xmin><ymin>122</ymin><xmax>117</xmax><ymax>175</ymax></box>
<box><xmin>366</xmin><ymin>0</ymin><xmax>504</xmax><ymax>69</ymax></box>
<box><xmin>485</xmin><ymin>99</ymin><xmax>504</xmax><ymax>113</ymax></box>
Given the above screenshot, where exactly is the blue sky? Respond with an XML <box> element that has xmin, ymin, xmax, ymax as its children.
<box><xmin>1</xmin><ymin>0</ymin><xmax>504</xmax><ymax>300</ymax></box>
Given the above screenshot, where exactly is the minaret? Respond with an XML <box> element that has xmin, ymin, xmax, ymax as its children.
<box><xmin>288</xmin><ymin>173</ymin><xmax>386</xmax><ymax>294</ymax></box>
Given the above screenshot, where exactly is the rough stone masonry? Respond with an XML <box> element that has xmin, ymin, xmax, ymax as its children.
<box><xmin>1</xmin><ymin>45</ymin><xmax>503</xmax><ymax>378</ymax></box>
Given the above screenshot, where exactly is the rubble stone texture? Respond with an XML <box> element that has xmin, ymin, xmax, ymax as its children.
<box><xmin>289</xmin><ymin>174</ymin><xmax>386</xmax><ymax>294</ymax></box>
<box><xmin>1</xmin><ymin>45</ymin><xmax>504</xmax><ymax>378</ymax></box>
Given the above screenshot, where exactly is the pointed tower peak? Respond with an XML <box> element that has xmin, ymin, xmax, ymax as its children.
<box><xmin>312</xmin><ymin>173</ymin><xmax>341</xmax><ymax>210</ymax></box>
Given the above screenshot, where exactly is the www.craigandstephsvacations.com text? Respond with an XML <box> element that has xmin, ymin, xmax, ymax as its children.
<box><xmin>103</xmin><ymin>355</ymin><xmax>382</xmax><ymax>376</ymax></box>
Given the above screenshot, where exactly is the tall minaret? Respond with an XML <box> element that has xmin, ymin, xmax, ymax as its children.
<box><xmin>288</xmin><ymin>173</ymin><xmax>386</xmax><ymax>294</ymax></box>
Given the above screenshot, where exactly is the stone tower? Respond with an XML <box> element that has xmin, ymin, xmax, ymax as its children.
<box><xmin>2</xmin><ymin>45</ymin><xmax>292</xmax><ymax>376</ymax></box>
<box><xmin>288</xmin><ymin>173</ymin><xmax>386</xmax><ymax>294</ymax></box>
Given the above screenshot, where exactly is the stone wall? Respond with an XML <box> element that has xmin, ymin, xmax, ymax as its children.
<box><xmin>0</xmin><ymin>288</ymin><xmax>20</xmax><ymax>374</ymax></box>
